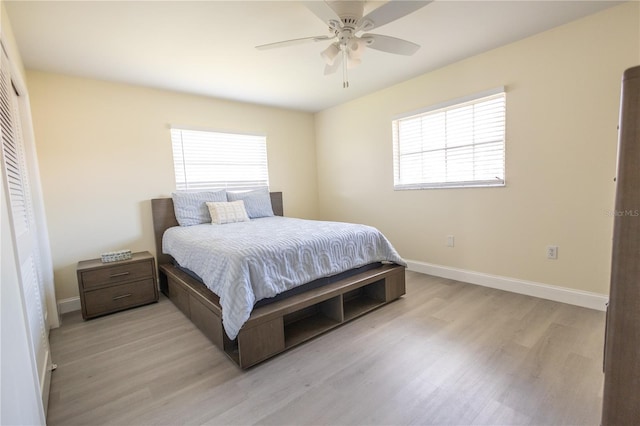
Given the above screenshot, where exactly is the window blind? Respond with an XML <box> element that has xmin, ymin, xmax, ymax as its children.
<box><xmin>393</xmin><ymin>91</ymin><xmax>506</xmax><ymax>189</ymax></box>
<box><xmin>170</xmin><ymin>128</ymin><xmax>269</xmax><ymax>191</ymax></box>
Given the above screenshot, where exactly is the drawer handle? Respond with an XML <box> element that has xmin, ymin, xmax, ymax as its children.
<box><xmin>109</xmin><ymin>272</ymin><xmax>130</xmax><ymax>278</ymax></box>
<box><xmin>112</xmin><ymin>293</ymin><xmax>132</xmax><ymax>301</ymax></box>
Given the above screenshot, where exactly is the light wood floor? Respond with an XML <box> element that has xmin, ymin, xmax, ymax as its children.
<box><xmin>47</xmin><ymin>271</ymin><xmax>605</xmax><ymax>425</ymax></box>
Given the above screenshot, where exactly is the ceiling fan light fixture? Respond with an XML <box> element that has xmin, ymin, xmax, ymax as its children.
<box><xmin>348</xmin><ymin>38</ymin><xmax>367</xmax><ymax>60</ymax></box>
<box><xmin>347</xmin><ymin>56</ymin><xmax>361</xmax><ymax>69</ymax></box>
<box><xmin>320</xmin><ymin>43</ymin><xmax>340</xmax><ymax>65</ymax></box>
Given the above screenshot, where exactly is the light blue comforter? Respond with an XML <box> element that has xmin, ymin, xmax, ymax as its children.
<box><xmin>163</xmin><ymin>216</ymin><xmax>405</xmax><ymax>339</ymax></box>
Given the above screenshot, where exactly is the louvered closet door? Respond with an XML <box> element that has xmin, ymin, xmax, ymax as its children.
<box><xmin>0</xmin><ymin>49</ymin><xmax>51</xmax><ymax>409</ymax></box>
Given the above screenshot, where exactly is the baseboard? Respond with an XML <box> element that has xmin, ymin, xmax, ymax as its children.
<box><xmin>57</xmin><ymin>265</ymin><xmax>607</xmax><ymax>312</ymax></box>
<box><xmin>57</xmin><ymin>297</ymin><xmax>81</xmax><ymax>314</ymax></box>
<box><xmin>405</xmin><ymin>259</ymin><xmax>608</xmax><ymax>311</ymax></box>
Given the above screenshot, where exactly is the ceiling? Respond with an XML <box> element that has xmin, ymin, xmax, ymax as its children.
<box><xmin>5</xmin><ymin>0</ymin><xmax>621</xmax><ymax>112</ymax></box>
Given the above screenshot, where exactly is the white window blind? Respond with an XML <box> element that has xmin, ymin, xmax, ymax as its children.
<box><xmin>393</xmin><ymin>90</ymin><xmax>506</xmax><ymax>189</ymax></box>
<box><xmin>170</xmin><ymin>128</ymin><xmax>269</xmax><ymax>191</ymax></box>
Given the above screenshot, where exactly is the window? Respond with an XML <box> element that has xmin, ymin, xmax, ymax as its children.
<box><xmin>392</xmin><ymin>89</ymin><xmax>506</xmax><ymax>190</ymax></box>
<box><xmin>170</xmin><ymin>128</ymin><xmax>269</xmax><ymax>191</ymax></box>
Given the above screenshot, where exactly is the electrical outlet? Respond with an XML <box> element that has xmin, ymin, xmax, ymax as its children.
<box><xmin>447</xmin><ymin>235</ymin><xmax>455</xmax><ymax>247</ymax></box>
<box><xmin>547</xmin><ymin>245</ymin><xmax>558</xmax><ymax>260</ymax></box>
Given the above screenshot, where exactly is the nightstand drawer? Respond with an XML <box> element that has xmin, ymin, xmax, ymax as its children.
<box><xmin>83</xmin><ymin>278</ymin><xmax>157</xmax><ymax>318</ymax></box>
<box><xmin>80</xmin><ymin>260</ymin><xmax>154</xmax><ymax>289</ymax></box>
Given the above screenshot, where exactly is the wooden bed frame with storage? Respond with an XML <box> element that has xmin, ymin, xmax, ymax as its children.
<box><xmin>151</xmin><ymin>192</ymin><xmax>406</xmax><ymax>369</ymax></box>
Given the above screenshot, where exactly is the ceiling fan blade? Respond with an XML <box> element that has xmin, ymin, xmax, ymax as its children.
<box><xmin>324</xmin><ymin>55</ymin><xmax>342</xmax><ymax>75</ymax></box>
<box><xmin>256</xmin><ymin>35</ymin><xmax>332</xmax><ymax>50</ymax></box>
<box><xmin>361</xmin><ymin>34</ymin><xmax>420</xmax><ymax>56</ymax></box>
<box><xmin>357</xmin><ymin>1</ymin><xmax>432</xmax><ymax>31</ymax></box>
<box><xmin>305</xmin><ymin>1</ymin><xmax>341</xmax><ymax>28</ymax></box>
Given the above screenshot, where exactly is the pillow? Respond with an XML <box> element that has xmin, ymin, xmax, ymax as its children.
<box><xmin>206</xmin><ymin>200</ymin><xmax>250</xmax><ymax>225</ymax></box>
<box><xmin>172</xmin><ymin>190</ymin><xmax>227</xmax><ymax>226</ymax></box>
<box><xmin>227</xmin><ymin>188</ymin><xmax>274</xmax><ymax>219</ymax></box>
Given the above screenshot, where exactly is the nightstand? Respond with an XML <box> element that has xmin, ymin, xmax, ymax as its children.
<box><xmin>77</xmin><ymin>251</ymin><xmax>158</xmax><ymax>319</ymax></box>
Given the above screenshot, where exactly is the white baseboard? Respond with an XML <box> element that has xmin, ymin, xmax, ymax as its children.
<box><xmin>57</xmin><ymin>265</ymin><xmax>607</xmax><ymax>312</ymax></box>
<box><xmin>57</xmin><ymin>297</ymin><xmax>81</xmax><ymax>314</ymax></box>
<box><xmin>405</xmin><ymin>259</ymin><xmax>608</xmax><ymax>311</ymax></box>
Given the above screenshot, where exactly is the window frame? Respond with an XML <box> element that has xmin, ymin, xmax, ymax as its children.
<box><xmin>170</xmin><ymin>126</ymin><xmax>270</xmax><ymax>192</ymax></box>
<box><xmin>392</xmin><ymin>87</ymin><xmax>506</xmax><ymax>190</ymax></box>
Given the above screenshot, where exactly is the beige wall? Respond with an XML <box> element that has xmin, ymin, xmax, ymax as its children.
<box><xmin>27</xmin><ymin>72</ymin><xmax>318</xmax><ymax>300</ymax></box>
<box><xmin>315</xmin><ymin>2</ymin><xmax>640</xmax><ymax>295</ymax></box>
<box><xmin>1</xmin><ymin>0</ymin><xmax>26</xmax><ymax>81</ymax></box>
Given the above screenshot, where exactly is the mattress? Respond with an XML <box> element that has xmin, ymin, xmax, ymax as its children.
<box><xmin>174</xmin><ymin>261</ymin><xmax>383</xmax><ymax>308</ymax></box>
<box><xmin>163</xmin><ymin>216</ymin><xmax>406</xmax><ymax>339</ymax></box>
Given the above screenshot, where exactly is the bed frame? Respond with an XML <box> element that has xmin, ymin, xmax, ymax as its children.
<box><xmin>151</xmin><ymin>192</ymin><xmax>406</xmax><ymax>369</ymax></box>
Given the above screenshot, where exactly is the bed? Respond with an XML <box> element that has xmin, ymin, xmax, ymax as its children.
<box><xmin>151</xmin><ymin>192</ymin><xmax>406</xmax><ymax>368</ymax></box>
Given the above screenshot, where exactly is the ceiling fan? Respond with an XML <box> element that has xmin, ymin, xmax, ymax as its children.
<box><xmin>256</xmin><ymin>1</ymin><xmax>432</xmax><ymax>88</ymax></box>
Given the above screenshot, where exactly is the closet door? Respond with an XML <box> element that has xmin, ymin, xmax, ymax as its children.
<box><xmin>0</xmin><ymin>49</ymin><xmax>52</xmax><ymax>411</ymax></box>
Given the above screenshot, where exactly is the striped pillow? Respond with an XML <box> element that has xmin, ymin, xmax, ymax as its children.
<box><xmin>227</xmin><ymin>188</ymin><xmax>274</xmax><ymax>218</ymax></box>
<box><xmin>172</xmin><ymin>190</ymin><xmax>227</xmax><ymax>226</ymax></box>
<box><xmin>206</xmin><ymin>201</ymin><xmax>250</xmax><ymax>225</ymax></box>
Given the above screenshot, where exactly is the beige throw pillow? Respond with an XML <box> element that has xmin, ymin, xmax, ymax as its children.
<box><xmin>206</xmin><ymin>200</ymin><xmax>250</xmax><ymax>225</ymax></box>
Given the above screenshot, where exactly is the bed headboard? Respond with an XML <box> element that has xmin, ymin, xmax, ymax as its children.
<box><xmin>151</xmin><ymin>192</ymin><xmax>283</xmax><ymax>266</ymax></box>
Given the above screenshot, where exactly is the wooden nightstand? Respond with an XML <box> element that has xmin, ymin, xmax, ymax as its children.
<box><xmin>77</xmin><ymin>251</ymin><xmax>158</xmax><ymax>319</ymax></box>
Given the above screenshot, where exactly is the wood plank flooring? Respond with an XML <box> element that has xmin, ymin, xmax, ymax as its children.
<box><xmin>47</xmin><ymin>271</ymin><xmax>605</xmax><ymax>425</ymax></box>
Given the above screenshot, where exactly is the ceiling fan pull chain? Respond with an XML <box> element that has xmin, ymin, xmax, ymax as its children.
<box><xmin>342</xmin><ymin>47</ymin><xmax>349</xmax><ymax>89</ymax></box>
